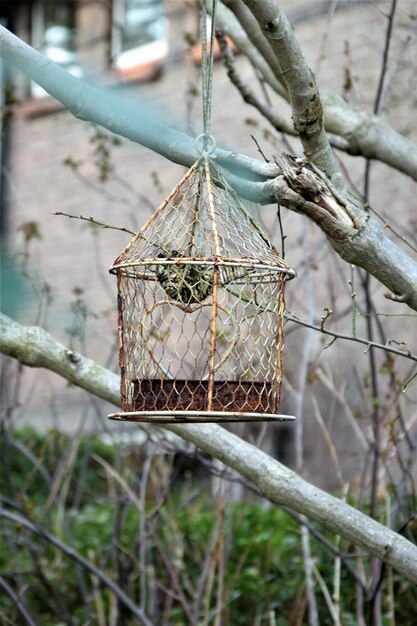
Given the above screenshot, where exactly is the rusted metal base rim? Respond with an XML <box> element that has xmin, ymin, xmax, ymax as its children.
<box><xmin>108</xmin><ymin>411</ymin><xmax>296</xmax><ymax>423</ymax></box>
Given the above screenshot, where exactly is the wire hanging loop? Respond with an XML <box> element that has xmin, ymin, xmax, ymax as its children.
<box><xmin>200</xmin><ymin>0</ymin><xmax>218</xmax><ymax>153</ymax></box>
<box><xmin>195</xmin><ymin>132</ymin><xmax>217</xmax><ymax>157</ymax></box>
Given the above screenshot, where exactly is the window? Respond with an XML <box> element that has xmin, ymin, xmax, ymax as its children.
<box><xmin>31</xmin><ymin>0</ymin><xmax>81</xmax><ymax>97</ymax></box>
<box><xmin>112</xmin><ymin>0</ymin><xmax>168</xmax><ymax>74</ymax></box>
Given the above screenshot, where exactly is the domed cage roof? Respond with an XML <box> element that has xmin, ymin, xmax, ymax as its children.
<box><xmin>108</xmin><ymin>158</ymin><xmax>296</xmax><ymax>423</ymax></box>
<box><xmin>110</xmin><ymin>159</ymin><xmax>295</xmax><ymax>282</ymax></box>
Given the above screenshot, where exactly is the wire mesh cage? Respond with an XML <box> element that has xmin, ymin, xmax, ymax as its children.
<box><xmin>108</xmin><ymin>158</ymin><xmax>296</xmax><ymax>423</ymax></box>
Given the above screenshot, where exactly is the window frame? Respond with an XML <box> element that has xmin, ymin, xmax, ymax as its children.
<box><xmin>31</xmin><ymin>0</ymin><xmax>82</xmax><ymax>98</ymax></box>
<box><xmin>111</xmin><ymin>0</ymin><xmax>168</xmax><ymax>74</ymax></box>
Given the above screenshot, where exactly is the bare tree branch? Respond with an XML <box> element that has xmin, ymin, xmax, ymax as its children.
<box><xmin>216</xmin><ymin>30</ymin><xmax>351</xmax><ymax>153</ymax></box>
<box><xmin>1</xmin><ymin>312</ymin><xmax>417</xmax><ymax>585</ymax></box>
<box><xmin>284</xmin><ymin>312</ymin><xmax>417</xmax><ymax>365</ymax></box>
<box><xmin>217</xmin><ymin>30</ymin><xmax>294</xmax><ymax>134</ymax></box>
<box><xmin>241</xmin><ymin>0</ymin><xmax>343</xmax><ymax>189</ymax></box>
<box><xmin>221</xmin><ymin>0</ymin><xmax>285</xmax><ymax>87</ymax></box>
<box><xmin>271</xmin><ymin>156</ymin><xmax>417</xmax><ymax>311</ymax></box>
<box><xmin>321</xmin><ymin>92</ymin><xmax>417</xmax><ymax>181</ymax></box>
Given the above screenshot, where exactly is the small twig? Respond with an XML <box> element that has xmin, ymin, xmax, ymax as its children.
<box><xmin>217</xmin><ymin>30</ymin><xmax>295</xmax><ymax>135</ymax></box>
<box><xmin>320</xmin><ymin>307</ymin><xmax>333</xmax><ymax>332</ymax></box>
<box><xmin>285</xmin><ymin>311</ymin><xmax>417</xmax><ymax>364</ymax></box>
<box><xmin>139</xmin><ymin>453</ymin><xmax>154</xmax><ymax>613</ymax></box>
<box><xmin>277</xmin><ymin>203</ymin><xmax>286</xmax><ymax>259</ymax></box>
<box><xmin>53</xmin><ymin>211</ymin><xmax>136</xmax><ymax>236</ymax></box>
<box><xmin>361</xmin><ymin>312</ymin><xmax>417</xmax><ymax>318</ymax></box>
<box><xmin>92</xmin><ymin>454</ymin><xmax>142</xmax><ymax>509</ymax></box>
<box><xmin>314</xmin><ymin>366</ymin><xmax>369</xmax><ymax>451</ymax></box>
<box><xmin>350</xmin><ymin>265</ymin><xmax>357</xmax><ymax>336</ymax></box>
<box><xmin>64</xmin><ymin>161</ymin><xmax>155</xmax><ymax>212</ymax></box>
<box><xmin>152</xmin><ymin>532</ymin><xmax>198</xmax><ymax>626</ymax></box>
<box><xmin>373</xmin><ymin>0</ymin><xmax>398</xmax><ymax>116</ymax></box>
<box><xmin>213</xmin><ymin>495</ymin><xmax>226</xmax><ymax>626</ymax></box>
<box><xmin>368</xmin><ymin>205</ymin><xmax>417</xmax><ymax>255</ymax></box>
<box><xmin>311</xmin><ymin>562</ymin><xmax>340</xmax><ymax>625</ymax></box>
<box><xmin>311</xmin><ymin>396</ymin><xmax>344</xmax><ymax>488</ymax></box>
<box><xmin>403</xmin><ymin>369</ymin><xmax>417</xmax><ymax>391</ymax></box>
<box><xmin>301</xmin><ymin>521</ymin><xmax>319</xmax><ymax>626</ymax></box>
<box><xmin>251</xmin><ymin>134</ymin><xmax>270</xmax><ymax>163</ymax></box>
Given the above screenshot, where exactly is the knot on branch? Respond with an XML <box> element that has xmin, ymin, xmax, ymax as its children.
<box><xmin>275</xmin><ymin>153</ymin><xmax>358</xmax><ymax>239</ymax></box>
<box><xmin>65</xmin><ymin>350</ymin><xmax>82</xmax><ymax>365</ymax></box>
<box><xmin>263</xmin><ymin>16</ymin><xmax>285</xmax><ymax>41</ymax></box>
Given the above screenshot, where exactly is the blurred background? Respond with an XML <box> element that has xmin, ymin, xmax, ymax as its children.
<box><xmin>1</xmin><ymin>2</ymin><xmax>417</xmax><ymax>624</ymax></box>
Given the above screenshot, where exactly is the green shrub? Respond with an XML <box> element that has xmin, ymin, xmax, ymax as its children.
<box><xmin>0</xmin><ymin>428</ymin><xmax>415</xmax><ymax>625</ymax></box>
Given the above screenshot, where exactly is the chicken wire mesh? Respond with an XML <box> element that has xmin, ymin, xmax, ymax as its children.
<box><xmin>108</xmin><ymin>157</ymin><xmax>296</xmax><ymax>423</ymax></box>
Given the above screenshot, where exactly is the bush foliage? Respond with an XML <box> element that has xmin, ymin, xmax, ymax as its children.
<box><xmin>0</xmin><ymin>428</ymin><xmax>415</xmax><ymax>625</ymax></box>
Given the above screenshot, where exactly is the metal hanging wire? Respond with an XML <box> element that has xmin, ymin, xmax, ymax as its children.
<box><xmin>200</xmin><ymin>0</ymin><xmax>217</xmax><ymax>152</ymax></box>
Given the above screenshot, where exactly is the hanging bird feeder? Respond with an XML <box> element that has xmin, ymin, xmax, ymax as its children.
<box><xmin>108</xmin><ymin>0</ymin><xmax>296</xmax><ymax>424</ymax></box>
<box><xmin>108</xmin><ymin>153</ymin><xmax>296</xmax><ymax>423</ymax></box>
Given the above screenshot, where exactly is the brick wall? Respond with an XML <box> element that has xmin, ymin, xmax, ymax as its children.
<box><xmin>3</xmin><ymin>0</ymin><xmax>416</xmax><ymax>487</ymax></box>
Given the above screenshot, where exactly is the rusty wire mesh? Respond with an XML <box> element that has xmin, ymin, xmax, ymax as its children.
<box><xmin>109</xmin><ymin>158</ymin><xmax>295</xmax><ymax>423</ymax></box>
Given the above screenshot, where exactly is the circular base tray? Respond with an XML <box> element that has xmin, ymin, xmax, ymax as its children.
<box><xmin>108</xmin><ymin>411</ymin><xmax>296</xmax><ymax>424</ymax></box>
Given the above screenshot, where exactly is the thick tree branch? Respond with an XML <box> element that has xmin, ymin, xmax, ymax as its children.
<box><xmin>0</xmin><ymin>27</ymin><xmax>196</xmax><ymax>164</ymax></box>
<box><xmin>1</xmin><ymin>312</ymin><xmax>417</xmax><ymax>585</ymax></box>
<box><xmin>271</xmin><ymin>156</ymin><xmax>417</xmax><ymax>311</ymax></box>
<box><xmin>1</xmin><ymin>26</ymin><xmax>417</xmax><ymax>310</ymax></box>
<box><xmin>322</xmin><ymin>93</ymin><xmax>417</xmax><ymax>181</ymax></box>
<box><xmin>241</xmin><ymin>0</ymin><xmax>343</xmax><ymax>190</ymax></box>
<box><xmin>0</xmin><ymin>24</ymin><xmax>276</xmax><ymax>192</ymax></box>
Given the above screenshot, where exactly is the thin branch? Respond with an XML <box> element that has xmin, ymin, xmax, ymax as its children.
<box><xmin>221</xmin><ymin>0</ymin><xmax>285</xmax><ymax>89</ymax></box>
<box><xmin>311</xmin><ymin>396</ymin><xmax>344</xmax><ymax>488</ymax></box>
<box><xmin>284</xmin><ymin>312</ymin><xmax>417</xmax><ymax>364</ymax></box>
<box><xmin>301</xmin><ymin>521</ymin><xmax>320</xmax><ymax>626</ymax></box>
<box><xmin>53</xmin><ymin>211</ymin><xmax>136</xmax><ymax>236</ymax></box>
<box><xmin>217</xmin><ymin>31</ymin><xmax>294</xmax><ymax>135</ymax></box>
<box><xmin>313</xmin><ymin>366</ymin><xmax>369</xmax><ymax>452</ymax></box>
<box><xmin>368</xmin><ymin>205</ymin><xmax>417</xmax><ymax>255</ymax></box>
<box><xmin>281</xmin><ymin>507</ymin><xmax>367</xmax><ymax>590</ymax></box>
<box><xmin>373</xmin><ymin>0</ymin><xmax>398</xmax><ymax>116</ymax></box>
<box><xmin>214</xmin><ymin>1</ymin><xmax>288</xmax><ymax>98</ymax></box>
<box><xmin>311</xmin><ymin>562</ymin><xmax>340</xmax><ymax>626</ymax></box>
